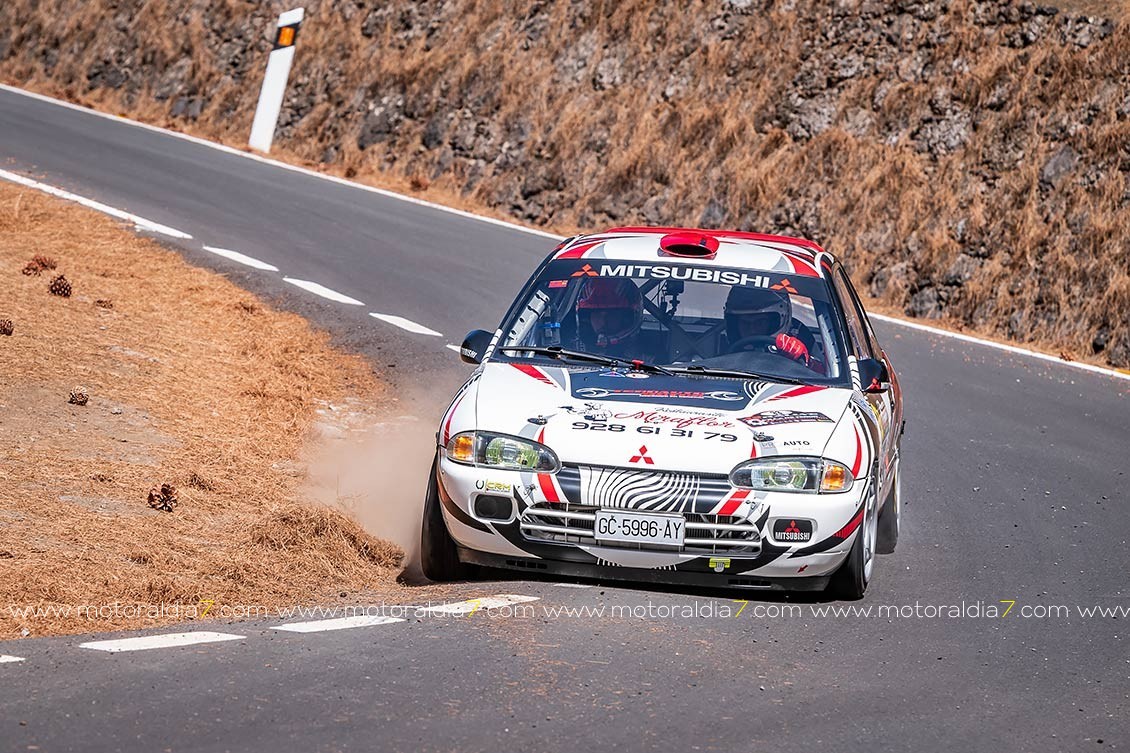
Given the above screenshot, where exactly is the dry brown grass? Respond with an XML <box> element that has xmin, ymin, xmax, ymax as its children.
<box><xmin>0</xmin><ymin>0</ymin><xmax>1127</xmax><ymax>367</ymax></box>
<box><xmin>0</xmin><ymin>183</ymin><xmax>411</xmax><ymax>639</ymax></box>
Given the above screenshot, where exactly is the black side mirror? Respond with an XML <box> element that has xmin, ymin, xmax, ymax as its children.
<box><xmin>858</xmin><ymin>357</ymin><xmax>890</xmax><ymax>394</ymax></box>
<box><xmin>459</xmin><ymin>329</ymin><xmax>493</xmax><ymax>365</ymax></box>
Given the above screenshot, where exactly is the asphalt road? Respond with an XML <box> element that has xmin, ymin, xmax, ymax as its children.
<box><xmin>1</xmin><ymin>86</ymin><xmax>1127</xmax><ymax>752</ymax></box>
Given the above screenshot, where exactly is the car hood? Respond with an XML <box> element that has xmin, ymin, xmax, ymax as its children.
<box><xmin>472</xmin><ymin>362</ymin><xmax>855</xmax><ymax>474</ymax></box>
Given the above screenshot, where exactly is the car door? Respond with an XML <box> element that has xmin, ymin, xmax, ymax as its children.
<box><xmin>831</xmin><ymin>265</ymin><xmax>899</xmax><ymax>488</ymax></box>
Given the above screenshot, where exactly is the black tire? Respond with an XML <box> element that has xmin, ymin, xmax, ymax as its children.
<box><xmin>876</xmin><ymin>454</ymin><xmax>901</xmax><ymax>555</ymax></box>
<box><xmin>420</xmin><ymin>456</ymin><xmax>467</xmax><ymax>581</ymax></box>
<box><xmin>828</xmin><ymin>477</ymin><xmax>877</xmax><ymax>600</ymax></box>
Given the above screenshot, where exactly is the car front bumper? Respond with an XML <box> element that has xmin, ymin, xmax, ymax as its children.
<box><xmin>436</xmin><ymin>454</ymin><xmax>867</xmax><ymax>589</ymax></box>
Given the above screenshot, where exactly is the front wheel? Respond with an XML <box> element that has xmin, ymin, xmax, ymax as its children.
<box><xmin>420</xmin><ymin>456</ymin><xmax>468</xmax><ymax>581</ymax></box>
<box><xmin>827</xmin><ymin>477</ymin><xmax>878</xmax><ymax>600</ymax></box>
<box><xmin>877</xmin><ymin>453</ymin><xmax>901</xmax><ymax>555</ymax></box>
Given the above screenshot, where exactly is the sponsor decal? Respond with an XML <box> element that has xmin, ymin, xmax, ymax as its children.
<box><xmin>612</xmin><ymin>410</ymin><xmax>735</xmax><ymax>429</ymax></box>
<box><xmin>598</xmin><ymin>369</ymin><xmax>650</xmax><ymax>379</ymax></box>
<box><xmin>771</xmin><ymin>278</ymin><xmax>799</xmax><ymax>294</ymax></box>
<box><xmin>577</xmin><ymin>387</ymin><xmax>744</xmax><ymax>402</ymax></box>
<box><xmin>781</xmin><ymin>439</ymin><xmax>811</xmax><ymax>446</ymax></box>
<box><xmin>548</xmin><ymin>279</ymin><xmax>569</xmax><ymax>288</ymax></box>
<box><xmin>738</xmin><ymin>410</ymin><xmax>834</xmax><ymax>428</ymax></box>
<box><xmin>560</xmin><ymin>403</ymin><xmax>611</xmax><ymax>421</ymax></box>
<box><xmin>773</xmin><ymin>518</ymin><xmax>813</xmax><ymax>543</ymax></box>
<box><xmin>595</xmin><ymin>263</ymin><xmax>770</xmax><ymax>288</ymax></box>
<box><xmin>629</xmin><ymin>445</ymin><xmax>655</xmax><ymax>465</ymax></box>
<box><xmin>571</xmin><ymin>264</ymin><xmax>599</xmax><ymax>278</ymax></box>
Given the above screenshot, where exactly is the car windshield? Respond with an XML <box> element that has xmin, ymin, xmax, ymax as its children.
<box><xmin>494</xmin><ymin>259</ymin><xmax>851</xmax><ymax>386</ymax></box>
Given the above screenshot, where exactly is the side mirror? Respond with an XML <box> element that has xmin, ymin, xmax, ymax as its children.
<box><xmin>858</xmin><ymin>358</ymin><xmax>890</xmax><ymax>394</ymax></box>
<box><xmin>459</xmin><ymin>329</ymin><xmax>493</xmax><ymax>365</ymax></box>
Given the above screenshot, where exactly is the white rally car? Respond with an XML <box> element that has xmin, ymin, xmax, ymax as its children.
<box><xmin>422</xmin><ymin>227</ymin><xmax>904</xmax><ymax>598</ymax></box>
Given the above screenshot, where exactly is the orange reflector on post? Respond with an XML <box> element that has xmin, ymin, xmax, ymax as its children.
<box><xmin>277</xmin><ymin>26</ymin><xmax>295</xmax><ymax>47</ymax></box>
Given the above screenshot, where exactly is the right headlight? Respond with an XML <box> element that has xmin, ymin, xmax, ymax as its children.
<box><xmin>445</xmin><ymin>431</ymin><xmax>560</xmax><ymax>473</ymax></box>
<box><xmin>729</xmin><ymin>456</ymin><xmax>853</xmax><ymax>493</ymax></box>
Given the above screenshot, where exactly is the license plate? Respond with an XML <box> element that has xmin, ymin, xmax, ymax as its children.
<box><xmin>594</xmin><ymin>509</ymin><xmax>685</xmax><ymax>548</ymax></box>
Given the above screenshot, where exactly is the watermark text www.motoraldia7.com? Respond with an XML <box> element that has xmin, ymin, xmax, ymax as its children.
<box><xmin>6</xmin><ymin>599</ymin><xmax>1129</xmax><ymax>624</ymax></box>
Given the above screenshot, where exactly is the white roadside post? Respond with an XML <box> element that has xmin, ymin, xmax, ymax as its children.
<box><xmin>248</xmin><ymin>7</ymin><xmax>304</xmax><ymax>153</ymax></box>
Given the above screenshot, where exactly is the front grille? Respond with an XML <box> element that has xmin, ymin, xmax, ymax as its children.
<box><xmin>520</xmin><ymin>502</ymin><xmax>761</xmax><ymax>555</ymax></box>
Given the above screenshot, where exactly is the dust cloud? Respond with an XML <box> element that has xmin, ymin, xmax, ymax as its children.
<box><xmin>301</xmin><ymin>407</ymin><xmax>437</xmax><ymax>578</ymax></box>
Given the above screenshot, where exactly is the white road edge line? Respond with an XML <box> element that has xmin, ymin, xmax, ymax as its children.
<box><xmin>868</xmin><ymin>313</ymin><xmax>1130</xmax><ymax>382</ymax></box>
<box><xmin>0</xmin><ymin>655</ymin><xmax>26</xmax><ymax>663</ymax></box>
<box><xmin>369</xmin><ymin>313</ymin><xmax>443</xmax><ymax>337</ymax></box>
<box><xmin>3</xmin><ymin>83</ymin><xmax>1126</xmax><ymax>382</ymax></box>
<box><xmin>0</xmin><ymin>167</ymin><xmax>192</xmax><ymax>239</ymax></box>
<box><xmin>420</xmin><ymin>594</ymin><xmax>540</xmax><ymax>615</ymax></box>
<box><xmin>553</xmin><ymin>583</ymin><xmax>594</xmax><ymax>589</ymax></box>
<box><xmin>201</xmin><ymin>245</ymin><xmax>279</xmax><ymax>272</ymax></box>
<box><xmin>78</xmin><ymin>631</ymin><xmax>244</xmax><ymax>653</ymax></box>
<box><xmin>272</xmin><ymin>615</ymin><xmax>405</xmax><ymax>633</ymax></box>
<box><xmin>282</xmin><ymin>278</ymin><xmax>364</xmax><ymax>305</ymax></box>
<box><xmin>0</xmin><ymin>84</ymin><xmax>558</xmax><ymax>242</ymax></box>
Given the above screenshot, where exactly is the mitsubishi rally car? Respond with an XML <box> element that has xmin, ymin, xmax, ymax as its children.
<box><xmin>422</xmin><ymin>227</ymin><xmax>904</xmax><ymax>599</ymax></box>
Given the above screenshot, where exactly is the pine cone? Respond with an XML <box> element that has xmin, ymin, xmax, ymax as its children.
<box><xmin>22</xmin><ymin>263</ymin><xmax>41</xmax><ymax>276</ymax></box>
<box><xmin>68</xmin><ymin>387</ymin><xmax>89</xmax><ymax>406</ymax></box>
<box><xmin>147</xmin><ymin>484</ymin><xmax>179</xmax><ymax>512</ymax></box>
<box><xmin>95</xmin><ymin>299</ymin><xmax>114</xmax><ymax>309</ymax></box>
<box><xmin>48</xmin><ymin>275</ymin><xmax>72</xmax><ymax>297</ymax></box>
<box><xmin>0</xmin><ymin>319</ymin><xmax>12</xmax><ymax>336</ymax></box>
<box><xmin>31</xmin><ymin>255</ymin><xmax>57</xmax><ymax>271</ymax></box>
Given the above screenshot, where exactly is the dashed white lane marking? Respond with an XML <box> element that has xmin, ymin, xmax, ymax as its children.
<box><xmin>273</xmin><ymin>615</ymin><xmax>405</xmax><ymax>633</ymax></box>
<box><xmin>369</xmin><ymin>313</ymin><xmax>442</xmax><ymax>337</ymax></box>
<box><xmin>78</xmin><ymin>631</ymin><xmax>244</xmax><ymax>653</ymax></box>
<box><xmin>421</xmin><ymin>594</ymin><xmax>540</xmax><ymax>615</ymax></box>
<box><xmin>282</xmin><ymin>278</ymin><xmax>364</xmax><ymax>305</ymax></box>
<box><xmin>0</xmin><ymin>655</ymin><xmax>26</xmax><ymax>663</ymax></box>
<box><xmin>6</xmin><ymin>84</ymin><xmax>1126</xmax><ymax>383</ymax></box>
<box><xmin>445</xmin><ymin>344</ymin><xmax>462</xmax><ymax>353</ymax></box>
<box><xmin>553</xmin><ymin>583</ymin><xmax>594</xmax><ymax>589</ymax></box>
<box><xmin>201</xmin><ymin>245</ymin><xmax>279</xmax><ymax>271</ymax></box>
<box><xmin>0</xmin><ymin>167</ymin><xmax>193</xmax><ymax>239</ymax></box>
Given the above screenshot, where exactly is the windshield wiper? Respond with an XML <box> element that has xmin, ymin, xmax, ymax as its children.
<box><xmin>498</xmin><ymin>346</ymin><xmax>674</xmax><ymax>375</ymax></box>
<box><xmin>665</xmin><ymin>364</ymin><xmax>808</xmax><ymax>385</ymax></box>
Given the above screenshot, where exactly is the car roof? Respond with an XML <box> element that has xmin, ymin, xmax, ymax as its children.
<box><xmin>552</xmin><ymin>226</ymin><xmax>835</xmax><ymax>279</ymax></box>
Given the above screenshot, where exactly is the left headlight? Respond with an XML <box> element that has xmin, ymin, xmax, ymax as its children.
<box><xmin>729</xmin><ymin>456</ymin><xmax>853</xmax><ymax>493</ymax></box>
<box><xmin>445</xmin><ymin>431</ymin><xmax>560</xmax><ymax>473</ymax></box>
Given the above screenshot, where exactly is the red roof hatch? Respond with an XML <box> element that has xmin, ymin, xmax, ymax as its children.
<box><xmin>658</xmin><ymin>232</ymin><xmax>719</xmax><ymax>260</ymax></box>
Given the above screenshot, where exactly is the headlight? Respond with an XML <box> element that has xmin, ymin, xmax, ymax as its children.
<box><xmin>729</xmin><ymin>457</ymin><xmax>853</xmax><ymax>493</ymax></box>
<box><xmin>445</xmin><ymin>431</ymin><xmax>560</xmax><ymax>472</ymax></box>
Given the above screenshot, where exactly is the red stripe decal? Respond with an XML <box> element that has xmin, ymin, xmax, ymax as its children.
<box><xmin>556</xmin><ymin>240</ymin><xmax>600</xmax><ymax>259</ymax></box>
<box><xmin>767</xmin><ymin>385</ymin><xmax>825</xmax><ymax>401</ymax></box>
<box><xmin>851</xmin><ymin>426</ymin><xmax>863</xmax><ymax>478</ymax></box>
<box><xmin>537</xmin><ymin>472</ymin><xmax>560</xmax><ymax>504</ymax></box>
<box><xmin>834</xmin><ymin>505</ymin><xmax>865</xmax><ymax>539</ymax></box>
<box><xmin>512</xmin><ymin>363</ymin><xmax>555</xmax><ymax>386</ymax></box>
<box><xmin>750</xmin><ymin>440</ymin><xmax>759</xmax><ymax>458</ymax></box>
<box><xmin>443</xmin><ymin>394</ymin><xmax>465</xmax><ymax>445</ymax></box>
<box><xmin>781</xmin><ymin>250</ymin><xmax>820</xmax><ymax>277</ymax></box>
<box><xmin>718</xmin><ymin>489</ymin><xmax>749</xmax><ymax>517</ymax></box>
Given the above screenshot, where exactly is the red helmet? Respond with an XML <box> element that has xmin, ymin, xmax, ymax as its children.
<box><xmin>576</xmin><ymin>278</ymin><xmax>643</xmax><ymax>347</ymax></box>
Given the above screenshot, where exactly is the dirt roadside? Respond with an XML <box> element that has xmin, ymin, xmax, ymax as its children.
<box><xmin>0</xmin><ymin>183</ymin><xmax>445</xmax><ymax>639</ymax></box>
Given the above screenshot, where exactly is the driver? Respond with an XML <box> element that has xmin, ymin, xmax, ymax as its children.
<box><xmin>723</xmin><ymin>286</ymin><xmax>814</xmax><ymax>368</ymax></box>
<box><xmin>575</xmin><ymin>278</ymin><xmax>644</xmax><ymax>357</ymax></box>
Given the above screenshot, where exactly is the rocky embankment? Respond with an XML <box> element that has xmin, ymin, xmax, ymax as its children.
<box><xmin>1</xmin><ymin>0</ymin><xmax>1127</xmax><ymax>365</ymax></box>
